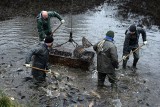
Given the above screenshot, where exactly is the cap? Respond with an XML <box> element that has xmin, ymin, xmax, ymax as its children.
<box><xmin>106</xmin><ymin>30</ymin><xmax>114</xmax><ymax>38</ymax></box>
<box><xmin>44</xmin><ymin>36</ymin><xmax>54</xmax><ymax>43</ymax></box>
<box><xmin>129</xmin><ymin>24</ymin><xmax>136</xmax><ymax>32</ymax></box>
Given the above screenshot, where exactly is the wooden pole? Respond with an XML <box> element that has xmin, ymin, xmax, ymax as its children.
<box><xmin>51</xmin><ymin>23</ymin><xmax>63</xmax><ymax>36</ymax></box>
<box><xmin>118</xmin><ymin>44</ymin><xmax>144</xmax><ymax>63</ymax></box>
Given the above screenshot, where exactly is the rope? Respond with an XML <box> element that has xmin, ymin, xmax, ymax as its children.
<box><xmin>53</xmin><ymin>41</ymin><xmax>69</xmax><ymax>48</ymax></box>
<box><xmin>52</xmin><ymin>0</ymin><xmax>79</xmax><ymax>49</ymax></box>
<box><xmin>70</xmin><ymin>0</ymin><xmax>73</xmax><ymax>33</ymax></box>
<box><xmin>71</xmin><ymin>42</ymin><xmax>76</xmax><ymax>47</ymax></box>
<box><xmin>52</xmin><ymin>38</ymin><xmax>79</xmax><ymax>48</ymax></box>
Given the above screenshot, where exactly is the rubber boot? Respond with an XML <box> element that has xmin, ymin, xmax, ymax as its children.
<box><xmin>133</xmin><ymin>58</ymin><xmax>139</xmax><ymax>68</ymax></box>
<box><xmin>132</xmin><ymin>58</ymin><xmax>139</xmax><ymax>73</ymax></box>
<box><xmin>122</xmin><ymin>59</ymin><xmax>128</xmax><ymax>69</ymax></box>
<box><xmin>111</xmin><ymin>83</ymin><xmax>117</xmax><ymax>92</ymax></box>
<box><xmin>98</xmin><ymin>80</ymin><xmax>104</xmax><ymax>87</ymax></box>
<box><xmin>97</xmin><ymin>72</ymin><xmax>105</xmax><ymax>88</ymax></box>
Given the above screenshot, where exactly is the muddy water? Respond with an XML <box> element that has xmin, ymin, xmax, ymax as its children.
<box><xmin>0</xmin><ymin>3</ymin><xmax>160</xmax><ymax>107</ymax></box>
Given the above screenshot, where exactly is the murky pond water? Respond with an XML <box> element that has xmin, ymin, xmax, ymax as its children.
<box><xmin>0</xmin><ymin>3</ymin><xmax>160</xmax><ymax>107</ymax></box>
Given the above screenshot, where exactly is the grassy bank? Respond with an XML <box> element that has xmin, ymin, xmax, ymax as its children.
<box><xmin>0</xmin><ymin>90</ymin><xmax>22</xmax><ymax>107</ymax></box>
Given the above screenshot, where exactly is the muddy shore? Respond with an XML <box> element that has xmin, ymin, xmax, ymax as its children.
<box><xmin>1</xmin><ymin>0</ymin><xmax>160</xmax><ymax>26</ymax></box>
<box><xmin>117</xmin><ymin>0</ymin><xmax>160</xmax><ymax>27</ymax></box>
<box><xmin>0</xmin><ymin>0</ymin><xmax>105</xmax><ymax>21</ymax></box>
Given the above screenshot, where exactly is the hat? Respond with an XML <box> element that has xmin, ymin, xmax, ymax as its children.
<box><xmin>129</xmin><ymin>24</ymin><xmax>136</xmax><ymax>32</ymax></box>
<box><xmin>106</xmin><ymin>30</ymin><xmax>114</xmax><ymax>38</ymax></box>
<box><xmin>44</xmin><ymin>36</ymin><xmax>54</xmax><ymax>43</ymax></box>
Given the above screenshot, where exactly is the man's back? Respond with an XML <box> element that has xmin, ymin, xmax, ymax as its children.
<box><xmin>26</xmin><ymin>43</ymin><xmax>49</xmax><ymax>66</ymax></box>
<box><xmin>95</xmin><ymin>40</ymin><xmax>118</xmax><ymax>73</ymax></box>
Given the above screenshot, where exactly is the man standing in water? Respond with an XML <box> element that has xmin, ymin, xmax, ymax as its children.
<box><xmin>25</xmin><ymin>36</ymin><xmax>53</xmax><ymax>83</ymax></box>
<box><xmin>37</xmin><ymin>11</ymin><xmax>65</xmax><ymax>41</ymax></box>
<box><xmin>122</xmin><ymin>24</ymin><xmax>147</xmax><ymax>72</ymax></box>
<box><xmin>93</xmin><ymin>31</ymin><xmax>119</xmax><ymax>89</ymax></box>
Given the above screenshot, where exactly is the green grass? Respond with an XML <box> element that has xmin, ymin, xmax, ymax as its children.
<box><xmin>0</xmin><ymin>96</ymin><xmax>12</xmax><ymax>107</ymax></box>
<box><xmin>0</xmin><ymin>90</ymin><xmax>23</xmax><ymax>107</ymax></box>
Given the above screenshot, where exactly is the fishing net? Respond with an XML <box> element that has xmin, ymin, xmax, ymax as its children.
<box><xmin>82</xmin><ymin>37</ymin><xmax>93</xmax><ymax>48</ymax></box>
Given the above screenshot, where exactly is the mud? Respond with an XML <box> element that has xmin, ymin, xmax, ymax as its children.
<box><xmin>117</xmin><ymin>0</ymin><xmax>160</xmax><ymax>26</ymax></box>
<box><xmin>0</xmin><ymin>0</ymin><xmax>105</xmax><ymax>21</ymax></box>
<box><xmin>0</xmin><ymin>2</ymin><xmax>160</xmax><ymax>107</ymax></box>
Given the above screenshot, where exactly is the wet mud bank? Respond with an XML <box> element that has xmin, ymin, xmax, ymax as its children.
<box><xmin>1</xmin><ymin>0</ymin><xmax>160</xmax><ymax>26</ymax></box>
<box><xmin>0</xmin><ymin>0</ymin><xmax>105</xmax><ymax>21</ymax></box>
<box><xmin>117</xmin><ymin>0</ymin><xmax>160</xmax><ymax>27</ymax></box>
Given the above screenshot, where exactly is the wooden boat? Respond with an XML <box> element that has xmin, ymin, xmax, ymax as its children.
<box><xmin>49</xmin><ymin>47</ymin><xmax>95</xmax><ymax>70</ymax></box>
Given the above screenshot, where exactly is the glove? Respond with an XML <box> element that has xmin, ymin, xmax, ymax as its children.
<box><xmin>48</xmin><ymin>69</ymin><xmax>52</xmax><ymax>74</ymax></box>
<box><xmin>24</xmin><ymin>64</ymin><xmax>31</xmax><ymax>68</ymax></box>
<box><xmin>143</xmin><ymin>41</ymin><xmax>147</xmax><ymax>45</ymax></box>
<box><xmin>54</xmin><ymin>72</ymin><xmax>62</xmax><ymax>81</ymax></box>
<box><xmin>61</xmin><ymin>19</ymin><xmax>65</xmax><ymax>24</ymax></box>
<box><xmin>115</xmin><ymin>65</ymin><xmax>120</xmax><ymax>71</ymax></box>
<box><xmin>122</xmin><ymin>56</ymin><xmax>127</xmax><ymax>60</ymax></box>
<box><xmin>54</xmin><ymin>72</ymin><xmax>59</xmax><ymax>77</ymax></box>
<box><xmin>115</xmin><ymin>68</ymin><xmax>120</xmax><ymax>71</ymax></box>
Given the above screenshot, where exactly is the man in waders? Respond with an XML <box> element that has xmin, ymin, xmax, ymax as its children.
<box><xmin>25</xmin><ymin>36</ymin><xmax>53</xmax><ymax>83</ymax></box>
<box><xmin>122</xmin><ymin>24</ymin><xmax>147</xmax><ymax>72</ymax></box>
<box><xmin>37</xmin><ymin>11</ymin><xmax>65</xmax><ymax>41</ymax></box>
<box><xmin>93</xmin><ymin>31</ymin><xmax>119</xmax><ymax>90</ymax></box>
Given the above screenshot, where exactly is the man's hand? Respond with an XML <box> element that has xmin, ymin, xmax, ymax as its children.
<box><xmin>48</xmin><ymin>69</ymin><xmax>52</xmax><ymax>74</ymax></box>
<box><xmin>24</xmin><ymin>64</ymin><xmax>31</xmax><ymax>68</ymax></box>
<box><xmin>61</xmin><ymin>19</ymin><xmax>65</xmax><ymax>24</ymax></box>
<box><xmin>115</xmin><ymin>68</ymin><xmax>120</xmax><ymax>71</ymax></box>
<box><xmin>143</xmin><ymin>41</ymin><xmax>147</xmax><ymax>45</ymax></box>
<box><xmin>122</xmin><ymin>56</ymin><xmax>127</xmax><ymax>60</ymax></box>
<box><xmin>115</xmin><ymin>65</ymin><xmax>120</xmax><ymax>71</ymax></box>
<box><xmin>54</xmin><ymin>72</ymin><xmax>60</xmax><ymax>78</ymax></box>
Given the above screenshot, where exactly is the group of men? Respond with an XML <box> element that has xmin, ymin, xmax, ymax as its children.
<box><xmin>25</xmin><ymin>10</ymin><xmax>147</xmax><ymax>89</ymax></box>
<box><xmin>94</xmin><ymin>24</ymin><xmax>147</xmax><ymax>89</ymax></box>
<box><xmin>25</xmin><ymin>10</ymin><xmax>65</xmax><ymax>82</ymax></box>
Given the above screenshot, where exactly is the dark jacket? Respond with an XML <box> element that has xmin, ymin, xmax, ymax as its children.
<box><xmin>93</xmin><ymin>38</ymin><xmax>118</xmax><ymax>73</ymax></box>
<box><xmin>25</xmin><ymin>43</ymin><xmax>49</xmax><ymax>70</ymax></box>
<box><xmin>123</xmin><ymin>26</ymin><xmax>147</xmax><ymax>55</ymax></box>
<box><xmin>37</xmin><ymin>11</ymin><xmax>62</xmax><ymax>41</ymax></box>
